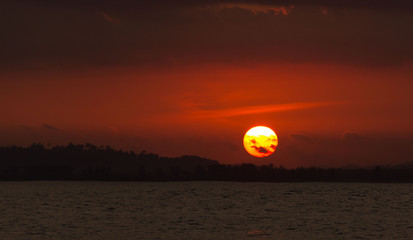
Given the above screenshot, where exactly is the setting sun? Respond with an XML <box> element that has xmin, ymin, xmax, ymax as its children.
<box><xmin>243</xmin><ymin>126</ymin><xmax>278</xmax><ymax>158</ymax></box>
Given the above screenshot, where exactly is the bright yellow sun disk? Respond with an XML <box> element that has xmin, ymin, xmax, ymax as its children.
<box><xmin>243</xmin><ymin>126</ymin><xmax>278</xmax><ymax>157</ymax></box>
<box><xmin>246</xmin><ymin>126</ymin><xmax>275</xmax><ymax>137</ymax></box>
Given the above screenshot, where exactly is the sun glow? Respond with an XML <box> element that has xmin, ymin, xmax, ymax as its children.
<box><xmin>243</xmin><ymin>126</ymin><xmax>278</xmax><ymax>157</ymax></box>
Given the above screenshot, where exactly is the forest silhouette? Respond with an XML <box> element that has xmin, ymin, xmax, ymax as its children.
<box><xmin>0</xmin><ymin>143</ymin><xmax>412</xmax><ymax>182</ymax></box>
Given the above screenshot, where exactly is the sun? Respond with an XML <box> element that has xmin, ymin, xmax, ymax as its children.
<box><xmin>243</xmin><ymin>126</ymin><xmax>278</xmax><ymax>157</ymax></box>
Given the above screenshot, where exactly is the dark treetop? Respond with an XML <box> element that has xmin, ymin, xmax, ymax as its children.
<box><xmin>0</xmin><ymin>143</ymin><xmax>412</xmax><ymax>182</ymax></box>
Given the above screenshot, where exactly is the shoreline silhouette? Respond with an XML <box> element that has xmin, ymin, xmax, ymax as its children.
<box><xmin>0</xmin><ymin>143</ymin><xmax>412</xmax><ymax>182</ymax></box>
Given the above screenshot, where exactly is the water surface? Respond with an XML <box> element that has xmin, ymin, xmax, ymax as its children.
<box><xmin>0</xmin><ymin>182</ymin><xmax>412</xmax><ymax>239</ymax></box>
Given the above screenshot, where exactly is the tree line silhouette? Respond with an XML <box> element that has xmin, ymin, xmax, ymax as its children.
<box><xmin>0</xmin><ymin>143</ymin><xmax>412</xmax><ymax>182</ymax></box>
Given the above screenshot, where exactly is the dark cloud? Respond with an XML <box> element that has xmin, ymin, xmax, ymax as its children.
<box><xmin>252</xmin><ymin>146</ymin><xmax>269</xmax><ymax>154</ymax></box>
<box><xmin>342</xmin><ymin>131</ymin><xmax>367</xmax><ymax>142</ymax></box>
<box><xmin>41</xmin><ymin>123</ymin><xmax>60</xmax><ymax>131</ymax></box>
<box><xmin>1</xmin><ymin>0</ymin><xmax>412</xmax><ymax>70</ymax></box>
<box><xmin>289</xmin><ymin>133</ymin><xmax>312</xmax><ymax>142</ymax></box>
<box><xmin>21</xmin><ymin>125</ymin><xmax>34</xmax><ymax>131</ymax></box>
<box><xmin>276</xmin><ymin>133</ymin><xmax>413</xmax><ymax>168</ymax></box>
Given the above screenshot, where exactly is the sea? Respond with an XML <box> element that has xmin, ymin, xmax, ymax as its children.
<box><xmin>0</xmin><ymin>182</ymin><xmax>412</xmax><ymax>239</ymax></box>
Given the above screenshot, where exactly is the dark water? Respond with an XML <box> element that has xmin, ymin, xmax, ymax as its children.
<box><xmin>0</xmin><ymin>182</ymin><xmax>412</xmax><ymax>239</ymax></box>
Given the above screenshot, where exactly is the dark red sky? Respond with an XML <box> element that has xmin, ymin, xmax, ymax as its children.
<box><xmin>1</xmin><ymin>0</ymin><xmax>413</xmax><ymax>167</ymax></box>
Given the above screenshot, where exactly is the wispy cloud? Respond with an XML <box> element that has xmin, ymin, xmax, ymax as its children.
<box><xmin>320</xmin><ymin>7</ymin><xmax>328</xmax><ymax>15</ymax></box>
<box><xmin>218</xmin><ymin>3</ymin><xmax>294</xmax><ymax>15</ymax></box>
<box><xmin>186</xmin><ymin>102</ymin><xmax>338</xmax><ymax>119</ymax></box>
<box><xmin>268</xmin><ymin>6</ymin><xmax>294</xmax><ymax>15</ymax></box>
<box><xmin>41</xmin><ymin>123</ymin><xmax>60</xmax><ymax>131</ymax></box>
<box><xmin>100</xmin><ymin>12</ymin><xmax>120</xmax><ymax>24</ymax></box>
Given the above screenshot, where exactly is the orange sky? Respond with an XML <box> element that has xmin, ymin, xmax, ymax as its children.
<box><xmin>1</xmin><ymin>1</ymin><xmax>413</xmax><ymax>167</ymax></box>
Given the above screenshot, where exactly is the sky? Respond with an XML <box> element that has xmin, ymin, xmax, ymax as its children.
<box><xmin>1</xmin><ymin>0</ymin><xmax>413</xmax><ymax>168</ymax></box>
